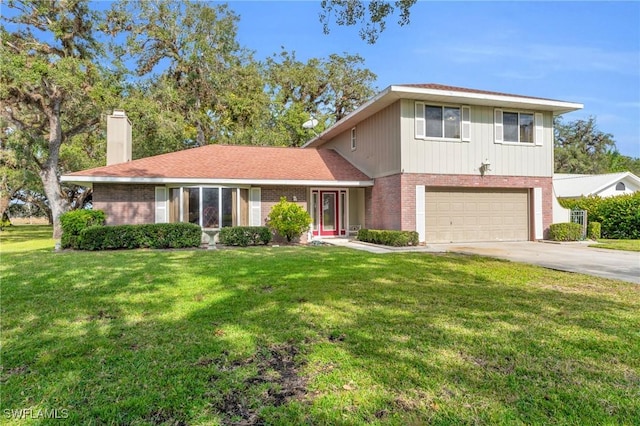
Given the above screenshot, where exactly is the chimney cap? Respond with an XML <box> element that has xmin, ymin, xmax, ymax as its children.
<box><xmin>112</xmin><ymin>109</ymin><xmax>126</xmax><ymax>117</ymax></box>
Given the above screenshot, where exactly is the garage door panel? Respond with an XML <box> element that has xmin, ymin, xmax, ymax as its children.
<box><xmin>425</xmin><ymin>188</ymin><xmax>529</xmax><ymax>243</ymax></box>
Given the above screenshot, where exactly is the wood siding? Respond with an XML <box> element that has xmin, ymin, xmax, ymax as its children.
<box><xmin>400</xmin><ymin>100</ymin><xmax>554</xmax><ymax>177</ymax></box>
<box><xmin>324</xmin><ymin>101</ymin><xmax>402</xmax><ymax>178</ymax></box>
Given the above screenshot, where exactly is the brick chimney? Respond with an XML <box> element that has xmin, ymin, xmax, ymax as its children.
<box><xmin>106</xmin><ymin>109</ymin><xmax>132</xmax><ymax>165</ymax></box>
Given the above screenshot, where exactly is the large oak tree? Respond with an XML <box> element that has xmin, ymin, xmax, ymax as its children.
<box><xmin>1</xmin><ymin>0</ymin><xmax>116</xmax><ymax>237</ymax></box>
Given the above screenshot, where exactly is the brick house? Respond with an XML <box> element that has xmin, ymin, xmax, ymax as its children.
<box><xmin>62</xmin><ymin>84</ymin><xmax>583</xmax><ymax>243</ymax></box>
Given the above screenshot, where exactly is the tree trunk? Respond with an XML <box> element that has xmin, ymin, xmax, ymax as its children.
<box><xmin>40</xmin><ymin>162</ymin><xmax>68</xmax><ymax>238</ymax></box>
<box><xmin>0</xmin><ymin>191</ymin><xmax>10</xmax><ymax>226</ymax></box>
<box><xmin>40</xmin><ymin>100</ymin><xmax>69</xmax><ymax>239</ymax></box>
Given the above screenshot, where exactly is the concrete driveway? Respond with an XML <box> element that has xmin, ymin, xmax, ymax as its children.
<box><xmin>429</xmin><ymin>241</ymin><xmax>640</xmax><ymax>284</ymax></box>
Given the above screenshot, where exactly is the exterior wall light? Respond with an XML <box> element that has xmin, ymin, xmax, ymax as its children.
<box><xmin>480</xmin><ymin>160</ymin><xmax>491</xmax><ymax>176</ymax></box>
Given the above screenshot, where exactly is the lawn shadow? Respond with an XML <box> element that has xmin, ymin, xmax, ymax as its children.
<box><xmin>2</xmin><ymin>245</ymin><xmax>639</xmax><ymax>424</ymax></box>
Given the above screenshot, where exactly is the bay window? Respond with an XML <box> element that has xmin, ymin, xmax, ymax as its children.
<box><xmin>168</xmin><ymin>186</ymin><xmax>248</xmax><ymax>229</ymax></box>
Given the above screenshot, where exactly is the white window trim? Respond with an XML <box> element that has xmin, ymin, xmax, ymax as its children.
<box><xmin>350</xmin><ymin>127</ymin><xmax>357</xmax><ymax>151</ymax></box>
<box><xmin>495</xmin><ymin>109</ymin><xmax>541</xmax><ymax>145</ymax></box>
<box><xmin>415</xmin><ymin>102</ymin><xmax>468</xmax><ymax>142</ymax></box>
<box><xmin>155</xmin><ymin>187</ymin><xmax>168</xmax><ymax>223</ymax></box>
<box><xmin>249</xmin><ymin>187</ymin><xmax>261</xmax><ymax>226</ymax></box>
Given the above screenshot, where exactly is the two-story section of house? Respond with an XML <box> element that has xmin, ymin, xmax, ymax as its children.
<box><xmin>304</xmin><ymin>84</ymin><xmax>583</xmax><ymax>243</ymax></box>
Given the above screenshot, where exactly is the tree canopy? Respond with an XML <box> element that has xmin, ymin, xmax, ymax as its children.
<box><xmin>0</xmin><ymin>0</ymin><xmax>378</xmax><ymax>234</ymax></box>
<box><xmin>553</xmin><ymin>116</ymin><xmax>637</xmax><ymax>175</ymax></box>
<box><xmin>0</xmin><ymin>0</ymin><xmax>119</xmax><ymax>237</ymax></box>
<box><xmin>319</xmin><ymin>0</ymin><xmax>417</xmax><ymax>44</ymax></box>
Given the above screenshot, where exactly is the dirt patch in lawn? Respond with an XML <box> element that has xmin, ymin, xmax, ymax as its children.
<box><xmin>210</xmin><ymin>343</ymin><xmax>308</xmax><ymax>425</ymax></box>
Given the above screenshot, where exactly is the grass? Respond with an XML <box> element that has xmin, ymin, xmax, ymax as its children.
<box><xmin>590</xmin><ymin>239</ymin><xmax>640</xmax><ymax>252</ymax></box>
<box><xmin>1</xmin><ymin>226</ymin><xmax>639</xmax><ymax>425</ymax></box>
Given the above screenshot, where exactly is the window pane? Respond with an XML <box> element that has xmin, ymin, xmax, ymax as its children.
<box><xmin>222</xmin><ymin>188</ymin><xmax>233</xmax><ymax>228</ymax></box>
<box><xmin>169</xmin><ymin>188</ymin><xmax>180</xmax><ymax>223</ymax></box>
<box><xmin>240</xmin><ymin>188</ymin><xmax>249</xmax><ymax>226</ymax></box>
<box><xmin>340</xmin><ymin>192</ymin><xmax>346</xmax><ymax>232</ymax></box>
<box><xmin>188</xmin><ymin>188</ymin><xmax>200</xmax><ymax>225</ymax></box>
<box><xmin>519</xmin><ymin>113</ymin><xmax>534</xmax><ymax>143</ymax></box>
<box><xmin>311</xmin><ymin>192</ymin><xmax>318</xmax><ymax>231</ymax></box>
<box><xmin>322</xmin><ymin>193</ymin><xmax>335</xmax><ymax>231</ymax></box>
<box><xmin>503</xmin><ymin>112</ymin><xmax>519</xmax><ymax>142</ymax></box>
<box><xmin>443</xmin><ymin>107</ymin><xmax>460</xmax><ymax>139</ymax></box>
<box><xmin>202</xmin><ymin>188</ymin><xmax>219</xmax><ymax>228</ymax></box>
<box><xmin>425</xmin><ymin>106</ymin><xmax>443</xmax><ymax>138</ymax></box>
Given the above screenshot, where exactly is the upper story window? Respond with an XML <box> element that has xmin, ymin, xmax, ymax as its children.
<box><xmin>616</xmin><ymin>182</ymin><xmax>626</xmax><ymax>191</ymax></box>
<box><xmin>416</xmin><ymin>102</ymin><xmax>470</xmax><ymax>141</ymax></box>
<box><xmin>495</xmin><ymin>109</ymin><xmax>543</xmax><ymax>145</ymax></box>
<box><xmin>351</xmin><ymin>127</ymin><xmax>357</xmax><ymax>151</ymax></box>
<box><xmin>503</xmin><ymin>112</ymin><xmax>534</xmax><ymax>143</ymax></box>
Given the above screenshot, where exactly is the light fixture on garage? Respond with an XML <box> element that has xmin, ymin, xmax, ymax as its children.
<box><xmin>480</xmin><ymin>159</ymin><xmax>491</xmax><ymax>177</ymax></box>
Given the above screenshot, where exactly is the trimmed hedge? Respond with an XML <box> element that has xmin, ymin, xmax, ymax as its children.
<box><xmin>549</xmin><ymin>222</ymin><xmax>583</xmax><ymax>241</ymax></box>
<box><xmin>587</xmin><ymin>222</ymin><xmax>601</xmax><ymax>240</ymax></box>
<box><xmin>77</xmin><ymin>223</ymin><xmax>202</xmax><ymax>250</ymax></box>
<box><xmin>218</xmin><ymin>226</ymin><xmax>272</xmax><ymax>247</ymax></box>
<box><xmin>357</xmin><ymin>229</ymin><xmax>419</xmax><ymax>247</ymax></box>
<box><xmin>60</xmin><ymin>209</ymin><xmax>106</xmax><ymax>249</ymax></box>
<box><xmin>560</xmin><ymin>193</ymin><xmax>640</xmax><ymax>239</ymax></box>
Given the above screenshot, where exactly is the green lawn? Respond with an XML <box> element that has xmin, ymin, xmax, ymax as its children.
<box><xmin>2</xmin><ymin>226</ymin><xmax>639</xmax><ymax>425</ymax></box>
<box><xmin>591</xmin><ymin>239</ymin><xmax>640</xmax><ymax>252</ymax></box>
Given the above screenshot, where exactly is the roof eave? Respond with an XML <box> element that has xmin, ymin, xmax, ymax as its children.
<box><xmin>61</xmin><ymin>175</ymin><xmax>375</xmax><ymax>187</ymax></box>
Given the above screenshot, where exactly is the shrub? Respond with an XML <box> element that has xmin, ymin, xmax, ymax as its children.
<box><xmin>78</xmin><ymin>223</ymin><xmax>201</xmax><ymax>250</ymax></box>
<box><xmin>266</xmin><ymin>197</ymin><xmax>311</xmax><ymax>242</ymax></box>
<box><xmin>587</xmin><ymin>222</ymin><xmax>601</xmax><ymax>240</ymax></box>
<box><xmin>596</xmin><ymin>193</ymin><xmax>640</xmax><ymax>239</ymax></box>
<box><xmin>60</xmin><ymin>209</ymin><xmax>106</xmax><ymax>249</ymax></box>
<box><xmin>357</xmin><ymin>229</ymin><xmax>419</xmax><ymax>247</ymax></box>
<box><xmin>549</xmin><ymin>222</ymin><xmax>583</xmax><ymax>241</ymax></box>
<box><xmin>559</xmin><ymin>193</ymin><xmax>640</xmax><ymax>239</ymax></box>
<box><xmin>219</xmin><ymin>226</ymin><xmax>272</xmax><ymax>246</ymax></box>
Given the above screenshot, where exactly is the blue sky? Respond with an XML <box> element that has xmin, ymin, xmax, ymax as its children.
<box><xmin>223</xmin><ymin>1</ymin><xmax>640</xmax><ymax>158</ymax></box>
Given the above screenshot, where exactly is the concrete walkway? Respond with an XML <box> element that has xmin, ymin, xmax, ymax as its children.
<box><xmin>323</xmin><ymin>238</ymin><xmax>640</xmax><ymax>284</ymax></box>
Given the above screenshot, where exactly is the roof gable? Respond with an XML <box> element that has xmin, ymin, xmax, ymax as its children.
<box><xmin>553</xmin><ymin>172</ymin><xmax>640</xmax><ymax>197</ymax></box>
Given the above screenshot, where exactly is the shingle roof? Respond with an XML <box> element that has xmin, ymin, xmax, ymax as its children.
<box><xmin>65</xmin><ymin>144</ymin><xmax>371</xmax><ymax>183</ymax></box>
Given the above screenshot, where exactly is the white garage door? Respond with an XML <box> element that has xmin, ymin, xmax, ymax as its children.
<box><xmin>425</xmin><ymin>188</ymin><xmax>529</xmax><ymax>243</ymax></box>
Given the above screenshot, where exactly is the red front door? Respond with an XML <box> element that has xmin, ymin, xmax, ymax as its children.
<box><xmin>319</xmin><ymin>191</ymin><xmax>339</xmax><ymax>236</ymax></box>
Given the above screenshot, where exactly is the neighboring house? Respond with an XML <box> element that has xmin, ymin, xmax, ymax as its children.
<box><xmin>552</xmin><ymin>172</ymin><xmax>640</xmax><ymax>224</ymax></box>
<box><xmin>553</xmin><ymin>172</ymin><xmax>640</xmax><ymax>198</ymax></box>
<box><xmin>62</xmin><ymin>84</ymin><xmax>583</xmax><ymax>243</ymax></box>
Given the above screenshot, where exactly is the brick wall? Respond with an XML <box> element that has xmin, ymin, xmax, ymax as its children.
<box><xmin>93</xmin><ymin>183</ymin><xmax>155</xmax><ymax>225</ymax></box>
<box><xmin>260</xmin><ymin>186</ymin><xmax>309</xmax><ymax>243</ymax></box>
<box><xmin>369</xmin><ymin>174</ymin><xmax>402</xmax><ymax>230</ymax></box>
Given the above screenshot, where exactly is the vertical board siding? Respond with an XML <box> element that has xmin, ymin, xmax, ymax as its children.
<box><xmin>325</xmin><ymin>101</ymin><xmax>401</xmax><ymax>178</ymax></box>
<box><xmin>401</xmin><ymin>100</ymin><xmax>553</xmax><ymax>177</ymax></box>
